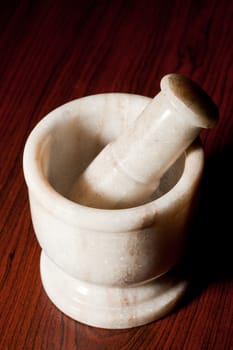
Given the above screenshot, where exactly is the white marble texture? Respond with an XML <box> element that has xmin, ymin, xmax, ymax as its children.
<box><xmin>23</xmin><ymin>93</ymin><xmax>204</xmax><ymax>328</ymax></box>
<box><xmin>69</xmin><ymin>74</ymin><xmax>217</xmax><ymax>210</ymax></box>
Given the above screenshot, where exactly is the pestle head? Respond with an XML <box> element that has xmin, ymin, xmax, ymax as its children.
<box><xmin>69</xmin><ymin>74</ymin><xmax>219</xmax><ymax>209</ymax></box>
<box><xmin>161</xmin><ymin>74</ymin><xmax>218</xmax><ymax>128</ymax></box>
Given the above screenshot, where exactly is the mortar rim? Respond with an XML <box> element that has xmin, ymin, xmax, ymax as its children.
<box><xmin>23</xmin><ymin>93</ymin><xmax>204</xmax><ymax>233</ymax></box>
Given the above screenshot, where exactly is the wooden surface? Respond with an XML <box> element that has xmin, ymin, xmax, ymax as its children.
<box><xmin>0</xmin><ymin>0</ymin><xmax>232</xmax><ymax>349</ymax></box>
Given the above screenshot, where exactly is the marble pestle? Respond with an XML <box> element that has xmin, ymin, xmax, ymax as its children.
<box><xmin>69</xmin><ymin>74</ymin><xmax>218</xmax><ymax>209</ymax></box>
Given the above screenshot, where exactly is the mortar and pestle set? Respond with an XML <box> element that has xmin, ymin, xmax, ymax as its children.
<box><xmin>23</xmin><ymin>74</ymin><xmax>218</xmax><ymax>328</ymax></box>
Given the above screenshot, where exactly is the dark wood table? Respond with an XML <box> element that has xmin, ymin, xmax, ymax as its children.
<box><xmin>1</xmin><ymin>1</ymin><xmax>232</xmax><ymax>349</ymax></box>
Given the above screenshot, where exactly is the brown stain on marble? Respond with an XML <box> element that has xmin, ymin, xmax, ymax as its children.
<box><xmin>138</xmin><ymin>210</ymin><xmax>157</xmax><ymax>230</ymax></box>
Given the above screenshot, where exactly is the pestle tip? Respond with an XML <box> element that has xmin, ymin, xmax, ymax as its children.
<box><xmin>161</xmin><ymin>74</ymin><xmax>218</xmax><ymax>128</ymax></box>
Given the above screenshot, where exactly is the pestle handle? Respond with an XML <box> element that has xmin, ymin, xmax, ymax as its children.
<box><xmin>161</xmin><ymin>74</ymin><xmax>218</xmax><ymax>128</ymax></box>
<box><xmin>69</xmin><ymin>74</ymin><xmax>218</xmax><ymax>209</ymax></box>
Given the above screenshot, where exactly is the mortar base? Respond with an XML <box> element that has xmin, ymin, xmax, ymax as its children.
<box><xmin>40</xmin><ymin>251</ymin><xmax>188</xmax><ymax>329</ymax></box>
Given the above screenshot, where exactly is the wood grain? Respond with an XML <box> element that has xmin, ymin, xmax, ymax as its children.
<box><xmin>0</xmin><ymin>0</ymin><xmax>232</xmax><ymax>349</ymax></box>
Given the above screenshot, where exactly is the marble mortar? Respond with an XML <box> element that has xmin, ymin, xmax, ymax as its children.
<box><xmin>23</xmin><ymin>93</ymin><xmax>204</xmax><ymax>328</ymax></box>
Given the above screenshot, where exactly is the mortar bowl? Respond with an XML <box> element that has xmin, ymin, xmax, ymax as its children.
<box><xmin>23</xmin><ymin>93</ymin><xmax>204</xmax><ymax>329</ymax></box>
